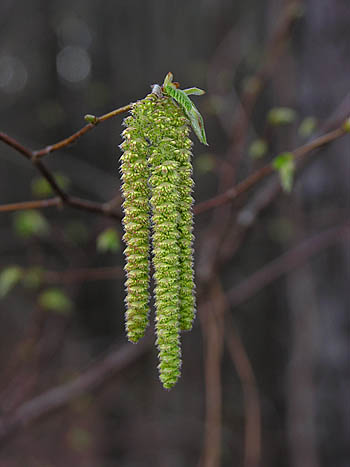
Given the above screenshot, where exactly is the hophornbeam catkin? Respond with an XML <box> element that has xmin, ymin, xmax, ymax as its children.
<box><xmin>119</xmin><ymin>73</ymin><xmax>207</xmax><ymax>388</ymax></box>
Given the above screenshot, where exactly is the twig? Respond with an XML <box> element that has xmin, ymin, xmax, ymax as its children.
<box><xmin>0</xmin><ymin>198</ymin><xmax>61</xmax><ymax>213</ymax></box>
<box><xmin>44</xmin><ymin>266</ymin><xmax>123</xmax><ymax>283</ymax></box>
<box><xmin>194</xmin><ymin>124</ymin><xmax>348</xmax><ymax>215</ymax></box>
<box><xmin>200</xmin><ymin>281</ymin><xmax>225</xmax><ymax>467</ymax></box>
<box><xmin>228</xmin><ymin>0</ymin><xmax>303</xmax><ymax>161</ymax></box>
<box><xmin>225</xmin><ymin>320</ymin><xmax>261</xmax><ymax>467</ymax></box>
<box><xmin>227</xmin><ymin>221</ymin><xmax>350</xmax><ymax>308</ymax></box>
<box><xmin>0</xmin><ymin>336</ymin><xmax>151</xmax><ymax>443</ymax></box>
<box><xmin>0</xmin><ymin>104</ymin><xmax>131</xmax><ymax>219</ymax></box>
<box><xmin>32</xmin><ymin>104</ymin><xmax>132</xmax><ymax>160</ymax></box>
<box><xmin>1</xmin><ymin>111</ymin><xmax>348</xmax><ymax>220</ymax></box>
<box><xmin>0</xmin><ymin>195</ymin><xmax>121</xmax><ymax>219</ymax></box>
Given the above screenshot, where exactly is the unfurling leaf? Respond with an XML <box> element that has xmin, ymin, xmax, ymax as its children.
<box><xmin>162</xmin><ymin>72</ymin><xmax>208</xmax><ymax>145</ymax></box>
<box><xmin>0</xmin><ymin>266</ymin><xmax>23</xmax><ymax>298</ymax></box>
<box><xmin>273</xmin><ymin>152</ymin><xmax>295</xmax><ymax>193</ymax></box>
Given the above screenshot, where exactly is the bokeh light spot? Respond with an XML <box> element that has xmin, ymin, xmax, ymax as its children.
<box><xmin>0</xmin><ymin>55</ymin><xmax>28</xmax><ymax>94</ymax></box>
<box><xmin>56</xmin><ymin>46</ymin><xmax>91</xmax><ymax>83</ymax></box>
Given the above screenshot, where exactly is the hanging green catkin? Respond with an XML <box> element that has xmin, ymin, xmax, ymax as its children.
<box><xmin>119</xmin><ymin>74</ymin><xmax>207</xmax><ymax>388</ymax></box>
<box><xmin>146</xmin><ymin>95</ymin><xmax>187</xmax><ymax>388</ymax></box>
<box><xmin>174</xmin><ymin>144</ymin><xmax>196</xmax><ymax>331</ymax></box>
<box><xmin>120</xmin><ymin>100</ymin><xmax>153</xmax><ymax>343</ymax></box>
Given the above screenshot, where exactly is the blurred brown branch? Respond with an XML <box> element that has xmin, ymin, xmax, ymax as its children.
<box><xmin>200</xmin><ymin>281</ymin><xmax>225</xmax><ymax>467</ymax></box>
<box><xmin>44</xmin><ymin>266</ymin><xmax>123</xmax><ymax>283</ymax></box>
<box><xmin>0</xmin><ymin>336</ymin><xmax>151</xmax><ymax>444</ymax></box>
<box><xmin>1</xmin><ymin>121</ymin><xmax>348</xmax><ymax>221</ymax></box>
<box><xmin>227</xmin><ymin>220</ymin><xmax>350</xmax><ymax>308</ymax></box>
<box><xmin>194</xmin><ymin>123</ymin><xmax>349</xmax><ymax>215</ymax></box>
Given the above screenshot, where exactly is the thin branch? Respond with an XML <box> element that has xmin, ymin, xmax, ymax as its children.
<box><xmin>0</xmin><ymin>195</ymin><xmax>121</xmax><ymax>219</ymax></box>
<box><xmin>0</xmin><ymin>336</ymin><xmax>151</xmax><ymax>443</ymax></box>
<box><xmin>227</xmin><ymin>221</ymin><xmax>350</xmax><ymax>308</ymax></box>
<box><xmin>32</xmin><ymin>104</ymin><xmax>132</xmax><ymax>160</ymax></box>
<box><xmin>194</xmin><ymin>124</ymin><xmax>349</xmax><ymax>215</ymax></box>
<box><xmin>0</xmin><ymin>103</ymin><xmax>131</xmax><ymax>219</ymax></box>
<box><xmin>0</xmin><ymin>198</ymin><xmax>61</xmax><ymax>213</ymax></box>
<box><xmin>44</xmin><ymin>266</ymin><xmax>123</xmax><ymax>284</ymax></box>
<box><xmin>199</xmin><ymin>280</ymin><xmax>225</xmax><ymax>467</ymax></box>
<box><xmin>225</xmin><ymin>320</ymin><xmax>261</xmax><ymax>467</ymax></box>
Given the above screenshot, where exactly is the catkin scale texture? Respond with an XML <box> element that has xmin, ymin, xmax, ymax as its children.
<box><xmin>120</xmin><ymin>93</ymin><xmax>196</xmax><ymax>388</ymax></box>
<box><xmin>120</xmin><ymin>113</ymin><xmax>151</xmax><ymax>343</ymax></box>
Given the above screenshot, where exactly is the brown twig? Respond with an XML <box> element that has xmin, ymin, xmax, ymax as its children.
<box><xmin>199</xmin><ymin>281</ymin><xmax>225</xmax><ymax>467</ymax></box>
<box><xmin>0</xmin><ymin>195</ymin><xmax>121</xmax><ymax>219</ymax></box>
<box><xmin>32</xmin><ymin>104</ymin><xmax>132</xmax><ymax>160</ymax></box>
<box><xmin>0</xmin><ymin>336</ymin><xmax>151</xmax><ymax>443</ymax></box>
<box><xmin>228</xmin><ymin>0</ymin><xmax>303</xmax><ymax>162</ymax></box>
<box><xmin>0</xmin><ymin>198</ymin><xmax>61</xmax><ymax>213</ymax></box>
<box><xmin>0</xmin><ymin>104</ymin><xmax>132</xmax><ymax>219</ymax></box>
<box><xmin>227</xmin><ymin>220</ymin><xmax>350</xmax><ymax>308</ymax></box>
<box><xmin>194</xmin><ymin>124</ymin><xmax>348</xmax><ymax>215</ymax></box>
<box><xmin>44</xmin><ymin>266</ymin><xmax>123</xmax><ymax>283</ymax></box>
<box><xmin>225</xmin><ymin>320</ymin><xmax>261</xmax><ymax>467</ymax></box>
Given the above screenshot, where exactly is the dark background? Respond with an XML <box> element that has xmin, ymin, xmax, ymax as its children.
<box><xmin>0</xmin><ymin>0</ymin><xmax>349</xmax><ymax>466</ymax></box>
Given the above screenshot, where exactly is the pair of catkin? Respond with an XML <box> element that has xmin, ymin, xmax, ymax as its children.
<box><xmin>120</xmin><ymin>92</ymin><xmax>195</xmax><ymax>389</ymax></box>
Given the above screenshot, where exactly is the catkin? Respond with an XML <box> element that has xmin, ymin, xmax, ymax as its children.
<box><xmin>120</xmin><ymin>93</ymin><xmax>196</xmax><ymax>388</ymax></box>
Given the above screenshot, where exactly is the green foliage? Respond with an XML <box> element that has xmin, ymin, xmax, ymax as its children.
<box><xmin>38</xmin><ymin>288</ymin><xmax>72</xmax><ymax>314</ymax></box>
<box><xmin>273</xmin><ymin>152</ymin><xmax>295</xmax><ymax>193</ymax></box>
<box><xmin>120</xmin><ymin>84</ymin><xmax>198</xmax><ymax>388</ymax></box>
<box><xmin>268</xmin><ymin>107</ymin><xmax>297</xmax><ymax>126</ymax></box>
<box><xmin>249</xmin><ymin>139</ymin><xmax>268</xmax><ymax>159</ymax></box>
<box><xmin>162</xmin><ymin>72</ymin><xmax>208</xmax><ymax>146</ymax></box>
<box><xmin>96</xmin><ymin>227</ymin><xmax>120</xmax><ymax>253</ymax></box>
<box><xmin>31</xmin><ymin>173</ymin><xmax>70</xmax><ymax>198</ymax></box>
<box><xmin>13</xmin><ymin>210</ymin><xmax>49</xmax><ymax>237</ymax></box>
<box><xmin>298</xmin><ymin>117</ymin><xmax>317</xmax><ymax>138</ymax></box>
<box><xmin>0</xmin><ymin>266</ymin><xmax>23</xmax><ymax>298</ymax></box>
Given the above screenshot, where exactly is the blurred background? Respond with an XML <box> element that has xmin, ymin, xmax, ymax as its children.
<box><xmin>0</xmin><ymin>0</ymin><xmax>349</xmax><ymax>466</ymax></box>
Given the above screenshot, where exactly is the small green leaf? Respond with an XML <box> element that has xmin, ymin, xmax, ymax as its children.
<box><xmin>183</xmin><ymin>87</ymin><xmax>205</xmax><ymax>96</ymax></box>
<box><xmin>249</xmin><ymin>139</ymin><xmax>268</xmax><ymax>159</ymax></box>
<box><xmin>298</xmin><ymin>117</ymin><xmax>317</xmax><ymax>138</ymax></box>
<box><xmin>272</xmin><ymin>152</ymin><xmax>295</xmax><ymax>193</ymax></box>
<box><xmin>162</xmin><ymin>73</ymin><xmax>208</xmax><ymax>145</ymax></box>
<box><xmin>31</xmin><ymin>173</ymin><xmax>70</xmax><ymax>198</ymax></box>
<box><xmin>13</xmin><ymin>210</ymin><xmax>49</xmax><ymax>238</ymax></box>
<box><xmin>38</xmin><ymin>288</ymin><xmax>72</xmax><ymax>314</ymax></box>
<box><xmin>0</xmin><ymin>266</ymin><xmax>23</xmax><ymax>298</ymax></box>
<box><xmin>268</xmin><ymin>107</ymin><xmax>297</xmax><ymax>126</ymax></box>
<box><xmin>22</xmin><ymin>267</ymin><xmax>43</xmax><ymax>289</ymax></box>
<box><xmin>96</xmin><ymin>228</ymin><xmax>120</xmax><ymax>253</ymax></box>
